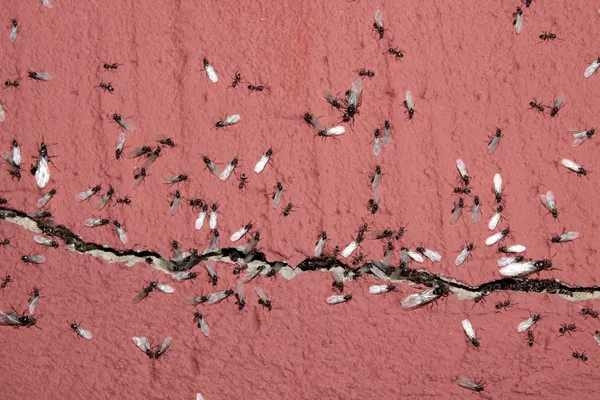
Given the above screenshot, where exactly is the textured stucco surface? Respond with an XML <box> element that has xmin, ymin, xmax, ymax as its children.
<box><xmin>1</xmin><ymin>1</ymin><xmax>600</xmax><ymax>399</ymax></box>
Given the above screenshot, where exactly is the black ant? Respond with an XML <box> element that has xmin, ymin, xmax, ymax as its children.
<box><xmin>386</xmin><ymin>47</ymin><xmax>404</xmax><ymax>60</ymax></box>
<box><xmin>452</xmin><ymin>185</ymin><xmax>471</xmax><ymax>195</ymax></box>
<box><xmin>358</xmin><ymin>68</ymin><xmax>375</xmax><ymax>78</ymax></box>
<box><xmin>473</xmin><ymin>293</ymin><xmax>488</xmax><ymax>305</ymax></box>
<box><xmin>282</xmin><ymin>203</ymin><xmax>294</xmax><ymax>217</ymax></box>
<box><xmin>570</xmin><ymin>348</ymin><xmax>588</xmax><ymax>363</ymax></box>
<box><xmin>495</xmin><ymin>299</ymin><xmax>515</xmax><ymax>311</ymax></box>
<box><xmin>248</xmin><ymin>83</ymin><xmax>266</xmax><ymax>92</ymax></box>
<box><xmin>103</xmin><ymin>62</ymin><xmax>120</xmax><ymax>70</ymax></box>
<box><xmin>559</xmin><ymin>322</ymin><xmax>577</xmax><ymax>336</ymax></box>
<box><xmin>4</xmin><ymin>79</ymin><xmax>20</xmax><ymax>88</ymax></box>
<box><xmin>581</xmin><ymin>307</ymin><xmax>599</xmax><ymax>319</ymax></box>
<box><xmin>238</xmin><ymin>173</ymin><xmax>249</xmax><ymax>190</ymax></box>
<box><xmin>99</xmin><ymin>81</ymin><xmax>114</xmax><ymax>93</ymax></box>
<box><xmin>116</xmin><ymin>197</ymin><xmax>131</xmax><ymax>205</ymax></box>
<box><xmin>529</xmin><ymin>98</ymin><xmax>545</xmax><ymax>113</ymax></box>
<box><xmin>1</xmin><ymin>274</ymin><xmax>11</xmax><ymax>289</ymax></box>
<box><xmin>230</xmin><ymin>72</ymin><xmax>242</xmax><ymax>88</ymax></box>
<box><xmin>352</xmin><ymin>253</ymin><xmax>365</xmax><ymax>266</ymax></box>
<box><xmin>539</xmin><ymin>31</ymin><xmax>562</xmax><ymax>43</ymax></box>
<box><xmin>526</xmin><ymin>331</ymin><xmax>535</xmax><ymax>347</ymax></box>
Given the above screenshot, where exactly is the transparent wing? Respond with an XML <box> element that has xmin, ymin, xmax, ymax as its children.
<box><xmin>488</xmin><ymin>135</ymin><xmax>500</xmax><ymax>154</ymax></box>
<box><xmin>499</xmin><ymin>261</ymin><xmax>536</xmax><ymax>277</ymax></box>
<box><xmin>254</xmin><ymin>155</ymin><xmax>268</xmax><ymax>174</ymax></box>
<box><xmin>10</xmin><ymin>26</ymin><xmax>17</xmax><ymax>44</ymax></box>
<box><xmin>326</xmin><ymin>295</ymin><xmax>346</xmax><ymax>304</ymax></box>
<box><xmin>404</xmin><ymin>91</ymin><xmax>414</xmax><ymax>109</ymax></box>
<box><xmin>455</xmin><ymin>248</ymin><xmax>470</xmax><ymax>267</ymax></box>
<box><xmin>132</xmin><ymin>336</ymin><xmax>151</xmax><ymax>353</ymax></box>
<box><xmin>457</xmin><ymin>378</ymin><xmax>480</xmax><ymax>391</ymax></box>
<box><xmin>341</xmin><ymin>241</ymin><xmax>358</xmax><ymax>258</ymax></box>
<box><xmin>515</xmin><ymin>14</ymin><xmax>523</xmax><ymax>35</ymax></box>
<box><xmin>374</xmin><ymin>10</ymin><xmax>384</xmax><ymax>28</ymax></box>
<box><xmin>407</xmin><ymin>250</ymin><xmax>424</xmax><ymax>263</ymax></box>
<box><xmin>330</xmin><ymin>269</ymin><xmax>344</xmax><ymax>284</ymax></box>
<box><xmin>327</xmin><ymin>126</ymin><xmax>345</xmax><ymax>135</ymax></box>
<box><xmin>517</xmin><ymin>318</ymin><xmax>534</xmax><ymax>333</ymax></box>
<box><xmin>254</xmin><ymin>287</ymin><xmax>268</xmax><ymax>302</ymax></box>
<box><xmin>0</xmin><ymin>312</ymin><xmax>21</xmax><ymax>325</ymax></box>
<box><xmin>584</xmin><ymin>60</ymin><xmax>600</xmax><ymax>78</ymax></box>
<box><xmin>485</xmin><ymin>231</ymin><xmax>503</xmax><ymax>246</ymax></box>
<box><xmin>493</xmin><ymin>173</ymin><xmax>502</xmax><ymax>195</ymax></box>
<box><xmin>237</xmin><ymin>281</ymin><xmax>245</xmax><ymax>302</ymax></box>
<box><xmin>450</xmin><ymin>206</ymin><xmax>463</xmax><ymax>225</ymax></box>
<box><xmin>156</xmin><ymin>283</ymin><xmax>174</xmax><ymax>293</ymax></box>
<box><xmin>559</xmin><ymin>232</ymin><xmax>579</xmax><ymax>242</ymax></box>
<box><xmin>488</xmin><ymin>212</ymin><xmax>501</xmax><ymax>231</ymax></box>
<box><xmin>35</xmin><ymin>157</ymin><xmax>50</xmax><ymax>188</ymax></box>
<box><xmin>471</xmin><ymin>205</ymin><xmax>481</xmax><ymax>224</ymax></box>
<box><xmin>195</xmin><ymin>212</ymin><xmax>206</xmax><ymax>230</ymax></box>
<box><xmin>119</xmin><ymin>118</ymin><xmax>136</xmax><ymax>132</ymax></box>
<box><xmin>224</xmin><ymin>114</ymin><xmax>240</xmax><ymax>125</ymax></box>
<box><xmin>456</xmin><ymin>159</ymin><xmax>467</xmax><ymax>179</ymax></box>
<box><xmin>401</xmin><ymin>288</ymin><xmax>438</xmax><ymax>309</ymax></box>
<box><xmin>206</xmin><ymin>65</ymin><xmax>218</xmax><ymax>83</ymax></box>
<box><xmin>77</xmin><ymin>327</ymin><xmax>93</xmax><ymax>340</ymax></box>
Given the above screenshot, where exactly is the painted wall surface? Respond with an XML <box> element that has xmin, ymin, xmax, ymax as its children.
<box><xmin>1</xmin><ymin>1</ymin><xmax>600</xmax><ymax>399</ymax></box>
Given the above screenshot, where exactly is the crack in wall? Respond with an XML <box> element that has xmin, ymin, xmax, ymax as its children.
<box><xmin>2</xmin><ymin>206</ymin><xmax>600</xmax><ymax>303</ymax></box>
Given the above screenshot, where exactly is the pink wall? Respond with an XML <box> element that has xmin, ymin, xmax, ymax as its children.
<box><xmin>1</xmin><ymin>0</ymin><xmax>600</xmax><ymax>398</ymax></box>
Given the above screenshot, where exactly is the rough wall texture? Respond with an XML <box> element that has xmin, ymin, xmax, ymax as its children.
<box><xmin>1</xmin><ymin>0</ymin><xmax>600</xmax><ymax>399</ymax></box>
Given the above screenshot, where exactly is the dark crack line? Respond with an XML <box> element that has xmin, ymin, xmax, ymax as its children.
<box><xmin>2</xmin><ymin>206</ymin><xmax>599</xmax><ymax>303</ymax></box>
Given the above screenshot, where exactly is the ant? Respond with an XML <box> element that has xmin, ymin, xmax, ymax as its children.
<box><xmin>367</xmin><ymin>199</ymin><xmax>379</xmax><ymax>214</ymax></box>
<box><xmin>559</xmin><ymin>322</ymin><xmax>578</xmax><ymax>336</ymax></box>
<box><xmin>581</xmin><ymin>307</ymin><xmax>599</xmax><ymax>319</ymax></box>
<box><xmin>526</xmin><ymin>331</ymin><xmax>535</xmax><ymax>347</ymax></box>
<box><xmin>230</xmin><ymin>72</ymin><xmax>242</xmax><ymax>88</ymax></box>
<box><xmin>570</xmin><ymin>348</ymin><xmax>588</xmax><ymax>363</ymax></box>
<box><xmin>4</xmin><ymin>79</ymin><xmax>20</xmax><ymax>88</ymax></box>
<box><xmin>103</xmin><ymin>62</ymin><xmax>120</xmax><ymax>70</ymax></box>
<box><xmin>529</xmin><ymin>98</ymin><xmax>545</xmax><ymax>113</ymax></box>
<box><xmin>165</xmin><ymin>174</ymin><xmax>188</xmax><ymax>184</ymax></box>
<box><xmin>99</xmin><ymin>81</ymin><xmax>114</xmax><ymax>93</ymax></box>
<box><xmin>386</xmin><ymin>47</ymin><xmax>404</xmax><ymax>60</ymax></box>
<box><xmin>156</xmin><ymin>136</ymin><xmax>175</xmax><ymax>148</ymax></box>
<box><xmin>282</xmin><ymin>203</ymin><xmax>294</xmax><ymax>217</ymax></box>
<box><xmin>1</xmin><ymin>274</ymin><xmax>12</xmax><ymax>289</ymax></box>
<box><xmin>549</xmin><ymin>95</ymin><xmax>565</xmax><ymax>117</ymax></box>
<box><xmin>495</xmin><ymin>299</ymin><xmax>515</xmax><ymax>311</ymax></box>
<box><xmin>238</xmin><ymin>173</ymin><xmax>249</xmax><ymax>190</ymax></box>
<box><xmin>539</xmin><ymin>31</ymin><xmax>562</xmax><ymax>43</ymax></box>
<box><xmin>358</xmin><ymin>68</ymin><xmax>375</xmax><ymax>78</ymax></box>
<box><xmin>247</xmin><ymin>83</ymin><xmax>266</xmax><ymax>92</ymax></box>
<box><xmin>352</xmin><ymin>253</ymin><xmax>365</xmax><ymax>266</ymax></box>
<box><xmin>451</xmin><ymin>185</ymin><xmax>471</xmax><ymax>195</ymax></box>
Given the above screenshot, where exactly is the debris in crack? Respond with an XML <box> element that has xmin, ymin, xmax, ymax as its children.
<box><xmin>2</xmin><ymin>206</ymin><xmax>600</xmax><ymax>303</ymax></box>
